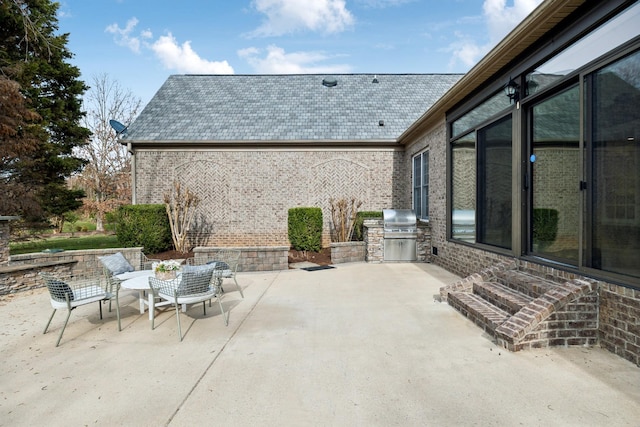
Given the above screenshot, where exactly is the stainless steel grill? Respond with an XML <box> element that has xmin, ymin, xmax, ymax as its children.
<box><xmin>382</xmin><ymin>209</ymin><xmax>417</xmax><ymax>261</ymax></box>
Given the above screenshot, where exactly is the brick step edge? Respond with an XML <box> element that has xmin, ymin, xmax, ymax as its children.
<box><xmin>473</xmin><ymin>281</ymin><xmax>534</xmax><ymax>315</ymax></box>
<box><xmin>448</xmin><ymin>292</ymin><xmax>511</xmax><ymax>334</ymax></box>
<box><xmin>494</xmin><ymin>270</ymin><xmax>559</xmax><ymax>298</ymax></box>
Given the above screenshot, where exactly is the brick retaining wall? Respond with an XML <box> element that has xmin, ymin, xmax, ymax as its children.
<box><xmin>1</xmin><ymin>248</ymin><xmax>143</xmax><ymax>296</ymax></box>
<box><xmin>193</xmin><ymin>246</ymin><xmax>289</xmax><ymax>272</ymax></box>
<box><xmin>0</xmin><ymin>222</ymin><xmax>10</xmax><ymax>265</ymax></box>
<box><xmin>330</xmin><ymin>242</ymin><xmax>366</xmax><ymax>264</ymax></box>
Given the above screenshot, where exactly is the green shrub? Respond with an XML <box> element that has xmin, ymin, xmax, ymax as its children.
<box><xmin>352</xmin><ymin>210</ymin><xmax>383</xmax><ymax>241</ymax></box>
<box><xmin>288</xmin><ymin>207</ymin><xmax>323</xmax><ymax>252</ymax></box>
<box><xmin>116</xmin><ymin>204</ymin><xmax>172</xmax><ymax>254</ymax></box>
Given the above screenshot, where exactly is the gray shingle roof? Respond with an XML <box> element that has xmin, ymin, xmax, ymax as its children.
<box><xmin>125</xmin><ymin>74</ymin><xmax>463</xmax><ymax>142</ymax></box>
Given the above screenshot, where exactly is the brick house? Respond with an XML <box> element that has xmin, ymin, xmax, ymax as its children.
<box><xmin>124</xmin><ymin>73</ymin><xmax>462</xmax><ymax>247</ymax></box>
<box><xmin>124</xmin><ymin>0</ymin><xmax>640</xmax><ymax>365</ymax></box>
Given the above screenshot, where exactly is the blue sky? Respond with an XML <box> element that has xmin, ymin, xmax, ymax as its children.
<box><xmin>57</xmin><ymin>0</ymin><xmax>543</xmax><ymax>106</ymax></box>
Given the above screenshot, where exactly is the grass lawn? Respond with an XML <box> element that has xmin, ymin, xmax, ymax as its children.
<box><xmin>10</xmin><ymin>234</ymin><xmax>121</xmax><ymax>255</ymax></box>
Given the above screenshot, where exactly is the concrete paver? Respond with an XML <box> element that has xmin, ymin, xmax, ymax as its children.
<box><xmin>1</xmin><ymin>262</ymin><xmax>638</xmax><ymax>426</ymax></box>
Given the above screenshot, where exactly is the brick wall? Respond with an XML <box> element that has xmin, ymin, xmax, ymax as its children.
<box><xmin>135</xmin><ymin>149</ymin><xmax>408</xmax><ymax>248</ymax></box>
<box><xmin>193</xmin><ymin>246</ymin><xmax>289</xmax><ymax>272</ymax></box>
<box><xmin>330</xmin><ymin>242</ymin><xmax>366</xmax><ymax>264</ymax></box>
<box><xmin>599</xmin><ymin>283</ymin><xmax>640</xmax><ymax>366</ymax></box>
<box><xmin>1</xmin><ymin>248</ymin><xmax>143</xmax><ymax>296</ymax></box>
<box><xmin>0</xmin><ymin>222</ymin><xmax>9</xmax><ymax>264</ymax></box>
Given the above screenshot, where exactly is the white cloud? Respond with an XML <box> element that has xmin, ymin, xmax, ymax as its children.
<box><xmin>483</xmin><ymin>0</ymin><xmax>542</xmax><ymax>40</ymax></box>
<box><xmin>249</xmin><ymin>0</ymin><xmax>354</xmax><ymax>37</ymax></box>
<box><xmin>105</xmin><ymin>17</ymin><xmax>150</xmax><ymax>54</ymax></box>
<box><xmin>238</xmin><ymin>45</ymin><xmax>352</xmax><ymax>74</ymax></box>
<box><xmin>106</xmin><ymin>18</ymin><xmax>234</xmax><ymax>74</ymax></box>
<box><xmin>448</xmin><ymin>0</ymin><xmax>543</xmax><ymax>69</ymax></box>
<box><xmin>356</xmin><ymin>0</ymin><xmax>414</xmax><ymax>8</ymax></box>
<box><xmin>151</xmin><ymin>33</ymin><xmax>234</xmax><ymax>74</ymax></box>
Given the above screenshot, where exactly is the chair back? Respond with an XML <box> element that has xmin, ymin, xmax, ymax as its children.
<box><xmin>179</xmin><ymin>265</ymin><xmax>216</xmax><ymax>296</ymax></box>
<box><xmin>149</xmin><ymin>264</ymin><xmax>217</xmax><ymax>298</ymax></box>
<box><xmin>213</xmin><ymin>249</ymin><xmax>241</xmax><ymax>273</ymax></box>
<box><xmin>40</xmin><ymin>272</ymin><xmax>74</xmax><ymax>302</ymax></box>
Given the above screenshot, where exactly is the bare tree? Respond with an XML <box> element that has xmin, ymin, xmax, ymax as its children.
<box><xmin>329</xmin><ymin>197</ymin><xmax>362</xmax><ymax>242</ymax></box>
<box><xmin>164</xmin><ymin>181</ymin><xmax>200</xmax><ymax>254</ymax></box>
<box><xmin>76</xmin><ymin>74</ymin><xmax>142</xmax><ymax>231</ymax></box>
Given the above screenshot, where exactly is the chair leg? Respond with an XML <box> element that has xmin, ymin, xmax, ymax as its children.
<box><xmin>218</xmin><ymin>296</ymin><xmax>228</xmax><ymax>326</ymax></box>
<box><xmin>55</xmin><ymin>309</ymin><xmax>73</xmax><ymax>347</ymax></box>
<box><xmin>175</xmin><ymin>302</ymin><xmax>183</xmax><ymax>341</ymax></box>
<box><xmin>44</xmin><ymin>309</ymin><xmax>57</xmax><ymax>334</ymax></box>
<box><xmin>98</xmin><ymin>300</ymin><xmax>103</xmax><ymax>320</ymax></box>
<box><xmin>115</xmin><ymin>290</ymin><xmax>121</xmax><ymax>332</ymax></box>
<box><xmin>202</xmin><ymin>301</ymin><xmax>206</xmax><ymax>315</ymax></box>
<box><xmin>234</xmin><ymin>276</ymin><xmax>244</xmax><ymax>298</ymax></box>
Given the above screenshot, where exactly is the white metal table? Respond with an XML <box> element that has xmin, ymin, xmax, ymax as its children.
<box><xmin>119</xmin><ymin>270</ymin><xmax>173</xmax><ymax>321</ymax></box>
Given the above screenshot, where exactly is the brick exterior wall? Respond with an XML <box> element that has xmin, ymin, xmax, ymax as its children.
<box><xmin>599</xmin><ymin>284</ymin><xmax>640</xmax><ymax>366</ymax></box>
<box><xmin>134</xmin><ymin>149</ymin><xmax>408</xmax><ymax>248</ymax></box>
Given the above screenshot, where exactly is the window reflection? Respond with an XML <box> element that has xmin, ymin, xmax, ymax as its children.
<box><xmin>590</xmin><ymin>50</ymin><xmax>640</xmax><ymax>278</ymax></box>
<box><xmin>452</xmin><ymin>132</ymin><xmax>476</xmax><ymax>242</ymax></box>
<box><xmin>527</xmin><ymin>2</ymin><xmax>640</xmax><ymax>95</ymax></box>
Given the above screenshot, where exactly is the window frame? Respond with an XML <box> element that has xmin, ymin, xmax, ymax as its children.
<box><xmin>413</xmin><ymin>150</ymin><xmax>430</xmax><ymax>221</ymax></box>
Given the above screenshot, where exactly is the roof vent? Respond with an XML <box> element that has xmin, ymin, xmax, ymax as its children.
<box><xmin>322</xmin><ymin>76</ymin><xmax>337</xmax><ymax>87</ymax></box>
<box><xmin>372</xmin><ymin>75</ymin><xmax>379</xmax><ymax>83</ymax></box>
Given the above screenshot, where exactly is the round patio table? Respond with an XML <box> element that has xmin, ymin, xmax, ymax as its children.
<box><xmin>120</xmin><ymin>270</ymin><xmax>173</xmax><ymax>321</ymax></box>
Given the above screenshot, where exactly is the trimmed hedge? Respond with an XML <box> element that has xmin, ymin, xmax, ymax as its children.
<box><xmin>533</xmin><ymin>208</ymin><xmax>559</xmax><ymax>249</ymax></box>
<box><xmin>288</xmin><ymin>207</ymin><xmax>323</xmax><ymax>252</ymax></box>
<box><xmin>116</xmin><ymin>204</ymin><xmax>173</xmax><ymax>254</ymax></box>
<box><xmin>353</xmin><ymin>210</ymin><xmax>383</xmax><ymax>241</ymax></box>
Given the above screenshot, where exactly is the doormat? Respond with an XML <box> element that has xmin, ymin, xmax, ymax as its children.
<box><xmin>301</xmin><ymin>265</ymin><xmax>335</xmax><ymax>272</ymax></box>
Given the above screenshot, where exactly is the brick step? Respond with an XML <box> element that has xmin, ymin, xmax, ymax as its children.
<box><xmin>473</xmin><ymin>281</ymin><xmax>534</xmax><ymax>315</ymax></box>
<box><xmin>495</xmin><ymin>270</ymin><xmax>559</xmax><ymax>298</ymax></box>
<box><xmin>448</xmin><ymin>292</ymin><xmax>511</xmax><ymax>334</ymax></box>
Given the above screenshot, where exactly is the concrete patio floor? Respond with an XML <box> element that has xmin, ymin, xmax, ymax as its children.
<box><xmin>1</xmin><ymin>262</ymin><xmax>639</xmax><ymax>426</ymax></box>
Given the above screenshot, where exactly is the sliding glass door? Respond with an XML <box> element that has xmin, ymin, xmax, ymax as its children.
<box><xmin>530</xmin><ymin>85</ymin><xmax>580</xmax><ymax>263</ymax></box>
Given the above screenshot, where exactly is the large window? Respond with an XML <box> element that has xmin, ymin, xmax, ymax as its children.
<box><xmin>413</xmin><ymin>151</ymin><xmax>429</xmax><ymax>219</ymax></box>
<box><xmin>478</xmin><ymin>116</ymin><xmax>512</xmax><ymax>249</ymax></box>
<box><xmin>451</xmin><ymin>132</ymin><xmax>476</xmax><ymax>242</ymax></box>
<box><xmin>530</xmin><ymin>85</ymin><xmax>580</xmax><ymax>262</ymax></box>
<box><xmin>587</xmin><ymin>49</ymin><xmax>640</xmax><ymax>278</ymax></box>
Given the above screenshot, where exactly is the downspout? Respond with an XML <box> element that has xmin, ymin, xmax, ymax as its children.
<box><xmin>127</xmin><ymin>142</ymin><xmax>136</xmax><ymax>204</ymax></box>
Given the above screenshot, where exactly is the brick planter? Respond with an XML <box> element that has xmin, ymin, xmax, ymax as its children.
<box><xmin>193</xmin><ymin>246</ymin><xmax>289</xmax><ymax>272</ymax></box>
<box><xmin>330</xmin><ymin>242</ymin><xmax>365</xmax><ymax>264</ymax></box>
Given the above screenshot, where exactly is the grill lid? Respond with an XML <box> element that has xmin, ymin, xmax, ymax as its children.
<box><xmin>383</xmin><ymin>209</ymin><xmax>417</xmax><ymax>231</ymax></box>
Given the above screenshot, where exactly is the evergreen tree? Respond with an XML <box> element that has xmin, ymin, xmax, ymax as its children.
<box><xmin>0</xmin><ymin>0</ymin><xmax>89</xmax><ymax>224</ymax></box>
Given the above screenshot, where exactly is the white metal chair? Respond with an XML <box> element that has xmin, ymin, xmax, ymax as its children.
<box><xmin>100</xmin><ymin>252</ymin><xmax>159</xmax><ymax>312</ymax></box>
<box><xmin>140</xmin><ymin>253</ymin><xmax>161</xmax><ymax>270</ymax></box>
<box><xmin>40</xmin><ymin>271</ymin><xmax>121</xmax><ymax>347</ymax></box>
<box><xmin>212</xmin><ymin>249</ymin><xmax>243</xmax><ymax>298</ymax></box>
<box><xmin>149</xmin><ymin>266</ymin><xmax>227</xmax><ymax>341</ymax></box>
<box><xmin>188</xmin><ymin>250</ymin><xmax>243</xmax><ymax>298</ymax></box>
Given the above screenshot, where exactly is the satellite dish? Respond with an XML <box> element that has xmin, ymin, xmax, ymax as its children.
<box><xmin>109</xmin><ymin>119</ymin><xmax>128</xmax><ymax>135</ymax></box>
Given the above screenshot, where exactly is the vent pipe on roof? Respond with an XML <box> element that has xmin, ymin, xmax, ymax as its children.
<box><xmin>322</xmin><ymin>76</ymin><xmax>337</xmax><ymax>87</ymax></box>
<box><xmin>372</xmin><ymin>75</ymin><xmax>379</xmax><ymax>83</ymax></box>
